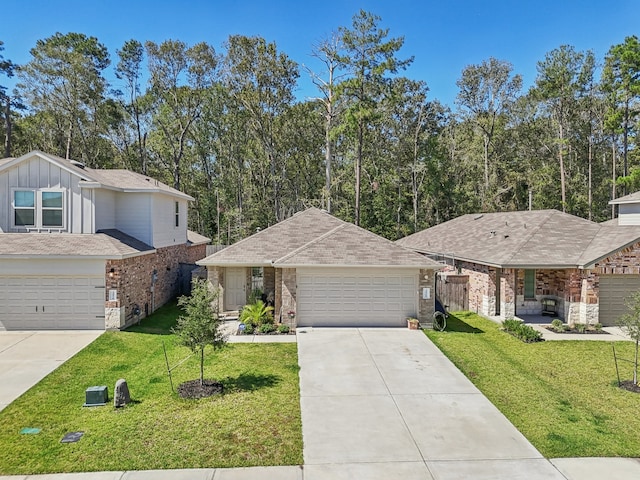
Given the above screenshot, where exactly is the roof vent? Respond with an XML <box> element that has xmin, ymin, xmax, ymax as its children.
<box><xmin>69</xmin><ymin>160</ymin><xmax>85</xmax><ymax>169</ymax></box>
<box><xmin>490</xmin><ymin>230</ymin><xmax>496</xmax><ymax>237</ymax></box>
<box><xmin>474</xmin><ymin>214</ymin><xmax>484</xmax><ymax>220</ymax></box>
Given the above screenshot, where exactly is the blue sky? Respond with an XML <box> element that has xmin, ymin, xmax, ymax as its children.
<box><xmin>2</xmin><ymin>0</ymin><xmax>638</xmax><ymax>106</ymax></box>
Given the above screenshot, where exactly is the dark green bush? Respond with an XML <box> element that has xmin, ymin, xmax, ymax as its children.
<box><xmin>259</xmin><ymin>323</ymin><xmax>277</xmax><ymax>334</ymax></box>
<box><xmin>277</xmin><ymin>324</ymin><xmax>290</xmax><ymax>334</ymax></box>
<box><xmin>243</xmin><ymin>323</ymin><xmax>255</xmax><ymax>335</ymax></box>
<box><xmin>551</xmin><ymin>319</ymin><xmax>565</xmax><ymax>332</ymax></box>
<box><xmin>502</xmin><ymin>319</ymin><xmax>543</xmax><ymax>343</ymax></box>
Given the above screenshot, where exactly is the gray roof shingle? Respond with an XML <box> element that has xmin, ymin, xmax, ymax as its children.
<box><xmin>396</xmin><ymin>209</ymin><xmax>640</xmax><ymax>268</ymax></box>
<box><xmin>198</xmin><ymin>208</ymin><xmax>441</xmax><ymax>268</ymax></box>
<box><xmin>0</xmin><ymin>230</ymin><xmax>154</xmax><ymax>258</ymax></box>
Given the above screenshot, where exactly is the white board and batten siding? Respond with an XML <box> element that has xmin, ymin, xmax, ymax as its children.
<box><xmin>617</xmin><ymin>203</ymin><xmax>640</xmax><ymax>226</ymax></box>
<box><xmin>296</xmin><ymin>267</ymin><xmax>419</xmax><ymax>327</ymax></box>
<box><xmin>114</xmin><ymin>192</ymin><xmax>153</xmax><ymax>245</ymax></box>
<box><xmin>0</xmin><ymin>258</ymin><xmax>106</xmax><ymax>330</ymax></box>
<box><xmin>152</xmin><ymin>194</ymin><xmax>188</xmax><ymax>248</ymax></box>
<box><xmin>0</xmin><ymin>155</ymin><xmax>94</xmax><ymax>233</ymax></box>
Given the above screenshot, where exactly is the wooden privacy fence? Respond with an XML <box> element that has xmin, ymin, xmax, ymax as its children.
<box><xmin>436</xmin><ymin>274</ymin><xmax>469</xmax><ymax>312</ymax></box>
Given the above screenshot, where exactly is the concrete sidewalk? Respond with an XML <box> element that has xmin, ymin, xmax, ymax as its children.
<box><xmin>0</xmin><ymin>330</ymin><xmax>103</xmax><ymax>412</ymax></box>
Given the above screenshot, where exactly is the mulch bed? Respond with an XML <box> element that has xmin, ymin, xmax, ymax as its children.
<box><xmin>619</xmin><ymin>381</ymin><xmax>640</xmax><ymax>394</ymax></box>
<box><xmin>177</xmin><ymin>379</ymin><xmax>224</xmax><ymax>399</ymax></box>
<box><xmin>544</xmin><ymin>327</ymin><xmax>610</xmax><ymax>335</ymax></box>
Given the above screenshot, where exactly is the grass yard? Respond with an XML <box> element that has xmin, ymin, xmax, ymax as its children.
<box><xmin>425</xmin><ymin>311</ymin><xmax>640</xmax><ymax>458</ymax></box>
<box><xmin>0</xmin><ymin>303</ymin><xmax>302</xmax><ymax>475</ymax></box>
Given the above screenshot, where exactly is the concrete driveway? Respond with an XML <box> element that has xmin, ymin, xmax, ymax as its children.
<box><xmin>0</xmin><ymin>330</ymin><xmax>103</xmax><ymax>411</ymax></box>
<box><xmin>297</xmin><ymin>327</ymin><xmax>566</xmax><ymax>480</ymax></box>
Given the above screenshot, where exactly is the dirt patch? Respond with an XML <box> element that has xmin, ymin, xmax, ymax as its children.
<box><xmin>544</xmin><ymin>327</ymin><xmax>610</xmax><ymax>335</ymax></box>
<box><xmin>177</xmin><ymin>379</ymin><xmax>224</xmax><ymax>399</ymax></box>
<box><xmin>619</xmin><ymin>381</ymin><xmax>640</xmax><ymax>394</ymax></box>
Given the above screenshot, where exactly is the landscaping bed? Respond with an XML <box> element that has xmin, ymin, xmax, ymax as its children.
<box><xmin>425</xmin><ymin>311</ymin><xmax>640</xmax><ymax>458</ymax></box>
<box><xmin>0</xmin><ymin>303</ymin><xmax>302</xmax><ymax>475</ymax></box>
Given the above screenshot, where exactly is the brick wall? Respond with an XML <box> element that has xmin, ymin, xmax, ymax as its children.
<box><xmin>458</xmin><ymin>261</ymin><xmax>495</xmax><ymax>316</ymax></box>
<box><xmin>105</xmin><ymin>243</ymin><xmax>206</xmax><ymax>329</ymax></box>
<box><xmin>418</xmin><ymin>269</ymin><xmax>435</xmax><ymax>323</ymax></box>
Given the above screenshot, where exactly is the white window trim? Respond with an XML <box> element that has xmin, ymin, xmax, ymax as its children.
<box><xmin>11</xmin><ymin>188</ymin><xmax>67</xmax><ymax>231</ymax></box>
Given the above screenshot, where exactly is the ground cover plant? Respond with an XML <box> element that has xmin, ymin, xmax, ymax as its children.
<box><xmin>0</xmin><ymin>302</ymin><xmax>302</xmax><ymax>475</ymax></box>
<box><xmin>425</xmin><ymin>311</ymin><xmax>640</xmax><ymax>458</ymax></box>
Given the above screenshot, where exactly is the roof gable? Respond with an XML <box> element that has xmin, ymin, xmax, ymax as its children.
<box><xmin>199</xmin><ymin>208</ymin><xmax>441</xmax><ymax>268</ymax></box>
<box><xmin>0</xmin><ymin>150</ymin><xmax>192</xmax><ymax>201</ymax></box>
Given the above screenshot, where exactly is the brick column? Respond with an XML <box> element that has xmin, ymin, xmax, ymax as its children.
<box><xmin>501</xmin><ymin>268</ymin><xmax>516</xmax><ymax>319</ymax></box>
<box><xmin>418</xmin><ymin>269</ymin><xmax>435</xmax><ymax>324</ymax></box>
<box><xmin>280</xmin><ymin>268</ymin><xmax>297</xmax><ymax>328</ymax></box>
<box><xmin>263</xmin><ymin>266</ymin><xmax>276</xmax><ymax>298</ymax></box>
<box><xmin>207</xmin><ymin>266</ymin><xmax>225</xmax><ymax>313</ymax></box>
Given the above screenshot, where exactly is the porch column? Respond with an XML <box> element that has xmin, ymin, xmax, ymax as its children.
<box><xmin>418</xmin><ymin>269</ymin><xmax>435</xmax><ymax>324</ymax></box>
<box><xmin>486</xmin><ymin>268</ymin><xmax>497</xmax><ymax>316</ymax></box>
<box><xmin>207</xmin><ymin>266</ymin><xmax>225</xmax><ymax>313</ymax></box>
<box><xmin>565</xmin><ymin>269</ymin><xmax>582</xmax><ymax>325</ymax></box>
<box><xmin>501</xmin><ymin>268</ymin><xmax>516</xmax><ymax>319</ymax></box>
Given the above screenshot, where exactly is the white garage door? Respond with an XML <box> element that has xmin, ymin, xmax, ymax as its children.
<box><xmin>296</xmin><ymin>268</ymin><xmax>418</xmax><ymax>327</ymax></box>
<box><xmin>0</xmin><ymin>276</ymin><xmax>105</xmax><ymax>330</ymax></box>
<box><xmin>599</xmin><ymin>275</ymin><xmax>640</xmax><ymax>327</ymax></box>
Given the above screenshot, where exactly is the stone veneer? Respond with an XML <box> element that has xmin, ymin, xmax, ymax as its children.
<box><xmin>105</xmin><ymin>243</ymin><xmax>206</xmax><ymax>329</ymax></box>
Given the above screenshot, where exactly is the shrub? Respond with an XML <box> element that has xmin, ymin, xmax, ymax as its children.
<box><xmin>551</xmin><ymin>319</ymin><xmax>565</xmax><ymax>332</ymax></box>
<box><xmin>575</xmin><ymin>323</ymin><xmax>586</xmax><ymax>333</ymax></box>
<box><xmin>277</xmin><ymin>324</ymin><xmax>290</xmax><ymax>334</ymax></box>
<box><xmin>243</xmin><ymin>323</ymin><xmax>255</xmax><ymax>335</ymax></box>
<box><xmin>502</xmin><ymin>318</ymin><xmax>543</xmax><ymax>343</ymax></box>
<box><xmin>594</xmin><ymin>323</ymin><xmax>603</xmax><ymax>332</ymax></box>
<box><xmin>240</xmin><ymin>300</ymin><xmax>274</xmax><ymax>326</ymax></box>
<box><xmin>248</xmin><ymin>288</ymin><xmax>263</xmax><ymax>304</ymax></box>
<box><xmin>259</xmin><ymin>323</ymin><xmax>277</xmax><ymax>334</ymax></box>
<box><xmin>502</xmin><ymin>318</ymin><xmax>522</xmax><ymax>333</ymax></box>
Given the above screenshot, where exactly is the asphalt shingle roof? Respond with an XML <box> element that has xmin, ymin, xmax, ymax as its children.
<box><xmin>0</xmin><ymin>230</ymin><xmax>154</xmax><ymax>258</ymax></box>
<box><xmin>198</xmin><ymin>208</ymin><xmax>441</xmax><ymax>268</ymax></box>
<box><xmin>0</xmin><ymin>151</ymin><xmax>192</xmax><ymax>200</ymax></box>
<box><xmin>396</xmin><ymin>209</ymin><xmax>640</xmax><ymax>268</ymax></box>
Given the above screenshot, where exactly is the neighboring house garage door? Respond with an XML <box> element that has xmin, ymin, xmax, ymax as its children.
<box><xmin>0</xmin><ymin>276</ymin><xmax>105</xmax><ymax>330</ymax></box>
<box><xmin>599</xmin><ymin>275</ymin><xmax>640</xmax><ymax>327</ymax></box>
<box><xmin>296</xmin><ymin>268</ymin><xmax>418</xmax><ymax>327</ymax></box>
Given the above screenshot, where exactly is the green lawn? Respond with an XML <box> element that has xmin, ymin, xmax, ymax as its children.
<box><xmin>0</xmin><ymin>303</ymin><xmax>302</xmax><ymax>475</ymax></box>
<box><xmin>425</xmin><ymin>312</ymin><xmax>640</xmax><ymax>458</ymax></box>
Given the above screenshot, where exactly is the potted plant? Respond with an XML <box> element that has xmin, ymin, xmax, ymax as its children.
<box><xmin>287</xmin><ymin>310</ymin><xmax>296</xmax><ymax>320</ymax></box>
<box><xmin>407</xmin><ymin>317</ymin><xmax>420</xmax><ymax>330</ymax></box>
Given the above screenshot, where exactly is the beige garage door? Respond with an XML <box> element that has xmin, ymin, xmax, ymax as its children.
<box><xmin>0</xmin><ymin>276</ymin><xmax>105</xmax><ymax>330</ymax></box>
<box><xmin>296</xmin><ymin>268</ymin><xmax>418</xmax><ymax>327</ymax></box>
<box><xmin>599</xmin><ymin>275</ymin><xmax>640</xmax><ymax>326</ymax></box>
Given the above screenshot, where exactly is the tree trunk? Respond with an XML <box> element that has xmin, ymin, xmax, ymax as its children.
<box><xmin>588</xmin><ymin>135</ymin><xmax>592</xmax><ymax>221</ymax></box>
<box><xmin>612</xmin><ymin>141</ymin><xmax>617</xmax><ymax>219</ymax></box>
<box><xmin>325</xmin><ymin>112</ymin><xmax>332</xmax><ymax>213</ymax></box>
<box><xmin>355</xmin><ymin>118</ymin><xmax>363</xmax><ymax>226</ymax></box>
<box><xmin>200</xmin><ymin>346</ymin><xmax>205</xmax><ymax>386</ymax></box>
<box><xmin>3</xmin><ymin>96</ymin><xmax>11</xmax><ymax>158</ymax></box>
<box><xmin>558</xmin><ymin>124</ymin><xmax>566</xmax><ymax>212</ymax></box>
<box><xmin>66</xmin><ymin>119</ymin><xmax>73</xmax><ymax>159</ymax></box>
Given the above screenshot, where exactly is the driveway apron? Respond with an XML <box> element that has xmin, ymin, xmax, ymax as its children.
<box><xmin>0</xmin><ymin>331</ymin><xmax>103</xmax><ymax>411</ymax></box>
<box><xmin>297</xmin><ymin>327</ymin><xmax>566</xmax><ymax>480</ymax></box>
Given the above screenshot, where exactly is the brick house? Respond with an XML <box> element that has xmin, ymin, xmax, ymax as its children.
<box><xmin>396</xmin><ymin>204</ymin><xmax>640</xmax><ymax>326</ymax></box>
<box><xmin>0</xmin><ymin>150</ymin><xmax>209</xmax><ymax>330</ymax></box>
<box><xmin>198</xmin><ymin>208</ymin><xmax>442</xmax><ymax>328</ymax></box>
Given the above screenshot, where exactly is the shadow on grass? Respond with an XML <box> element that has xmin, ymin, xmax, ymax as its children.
<box><xmin>443</xmin><ymin>313</ymin><xmax>485</xmax><ymax>334</ymax></box>
<box><xmin>125</xmin><ymin>302</ymin><xmax>180</xmax><ymax>335</ymax></box>
<box><xmin>221</xmin><ymin>373</ymin><xmax>281</xmax><ymax>393</ymax></box>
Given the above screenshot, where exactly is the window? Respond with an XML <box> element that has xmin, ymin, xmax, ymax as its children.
<box><xmin>175</xmin><ymin>201</ymin><xmax>180</xmax><ymax>227</ymax></box>
<box><xmin>524</xmin><ymin>269</ymin><xmax>536</xmax><ymax>299</ymax></box>
<box><xmin>41</xmin><ymin>192</ymin><xmax>63</xmax><ymax>227</ymax></box>
<box><xmin>14</xmin><ymin>190</ymin><xmax>35</xmax><ymax>227</ymax></box>
<box><xmin>12</xmin><ymin>189</ymin><xmax>65</xmax><ymax>229</ymax></box>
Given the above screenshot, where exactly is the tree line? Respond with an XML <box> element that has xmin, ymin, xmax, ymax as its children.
<box><xmin>1</xmin><ymin>10</ymin><xmax>639</xmax><ymax>242</ymax></box>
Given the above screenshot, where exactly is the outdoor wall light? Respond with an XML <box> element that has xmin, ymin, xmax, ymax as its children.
<box><xmin>109</xmin><ymin>268</ymin><xmax>115</xmax><ymax>278</ymax></box>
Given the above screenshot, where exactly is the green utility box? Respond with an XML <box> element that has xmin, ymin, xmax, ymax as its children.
<box><xmin>84</xmin><ymin>386</ymin><xmax>108</xmax><ymax>406</ymax></box>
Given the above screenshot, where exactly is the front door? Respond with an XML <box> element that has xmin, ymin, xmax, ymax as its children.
<box><xmin>224</xmin><ymin>267</ymin><xmax>246</xmax><ymax>311</ymax></box>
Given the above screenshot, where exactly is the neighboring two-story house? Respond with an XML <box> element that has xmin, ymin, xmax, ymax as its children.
<box><xmin>0</xmin><ymin>150</ymin><xmax>209</xmax><ymax>331</ymax></box>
